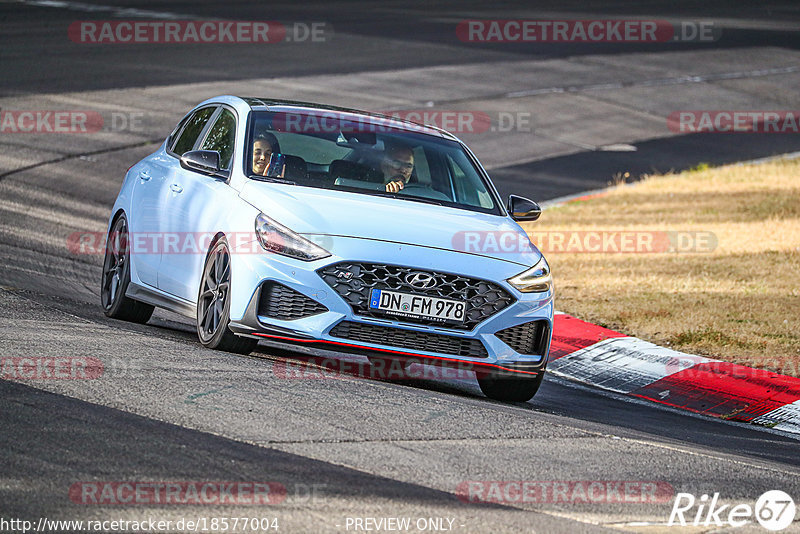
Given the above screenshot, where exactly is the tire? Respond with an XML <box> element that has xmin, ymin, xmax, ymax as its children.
<box><xmin>101</xmin><ymin>214</ymin><xmax>154</xmax><ymax>323</ymax></box>
<box><xmin>477</xmin><ymin>369</ymin><xmax>545</xmax><ymax>402</ymax></box>
<box><xmin>197</xmin><ymin>237</ymin><xmax>258</xmax><ymax>355</ymax></box>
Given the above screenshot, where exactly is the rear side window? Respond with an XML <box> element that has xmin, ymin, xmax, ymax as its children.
<box><xmin>171</xmin><ymin>107</ymin><xmax>215</xmax><ymax>156</ymax></box>
<box><xmin>200</xmin><ymin>109</ymin><xmax>237</xmax><ymax>170</ymax></box>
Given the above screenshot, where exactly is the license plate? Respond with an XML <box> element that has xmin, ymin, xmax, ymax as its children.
<box><xmin>369</xmin><ymin>289</ymin><xmax>465</xmax><ymax>323</ymax></box>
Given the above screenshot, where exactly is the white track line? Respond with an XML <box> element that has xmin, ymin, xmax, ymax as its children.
<box><xmin>501</xmin><ymin>65</ymin><xmax>800</xmax><ymax>100</ymax></box>
<box><xmin>17</xmin><ymin>0</ymin><xmax>188</xmax><ymax>19</ymax></box>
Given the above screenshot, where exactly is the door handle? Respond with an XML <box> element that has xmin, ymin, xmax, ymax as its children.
<box><xmin>169</xmin><ymin>183</ymin><xmax>183</xmax><ymax>193</ymax></box>
<box><xmin>138</xmin><ymin>170</ymin><xmax>151</xmax><ymax>181</ymax></box>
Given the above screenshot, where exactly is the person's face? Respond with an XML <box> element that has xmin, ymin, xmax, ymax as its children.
<box><xmin>252</xmin><ymin>140</ymin><xmax>273</xmax><ymax>175</ymax></box>
<box><xmin>382</xmin><ymin>149</ymin><xmax>414</xmax><ymax>182</ymax></box>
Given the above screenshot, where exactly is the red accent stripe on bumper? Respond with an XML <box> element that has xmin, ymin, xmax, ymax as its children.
<box><xmin>251</xmin><ymin>332</ymin><xmax>540</xmax><ymax>376</ymax></box>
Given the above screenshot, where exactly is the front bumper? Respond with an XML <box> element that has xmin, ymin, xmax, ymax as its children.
<box><xmin>228</xmin><ymin>237</ymin><xmax>554</xmax><ymax>376</ymax></box>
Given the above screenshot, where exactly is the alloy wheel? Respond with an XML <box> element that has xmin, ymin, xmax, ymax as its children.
<box><xmin>198</xmin><ymin>241</ymin><xmax>231</xmax><ymax>342</ymax></box>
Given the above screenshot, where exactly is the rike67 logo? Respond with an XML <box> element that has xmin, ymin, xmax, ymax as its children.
<box><xmin>669</xmin><ymin>490</ymin><xmax>796</xmax><ymax>531</ymax></box>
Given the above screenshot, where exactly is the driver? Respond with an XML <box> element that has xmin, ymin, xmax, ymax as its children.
<box><xmin>381</xmin><ymin>144</ymin><xmax>415</xmax><ymax>193</ymax></box>
<box><xmin>252</xmin><ymin>132</ymin><xmax>280</xmax><ymax>176</ymax></box>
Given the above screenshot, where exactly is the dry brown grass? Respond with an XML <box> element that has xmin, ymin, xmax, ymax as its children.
<box><xmin>522</xmin><ymin>158</ymin><xmax>800</xmax><ymax>376</ymax></box>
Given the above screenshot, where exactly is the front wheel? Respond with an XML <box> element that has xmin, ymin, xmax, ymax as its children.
<box><xmin>197</xmin><ymin>238</ymin><xmax>258</xmax><ymax>355</ymax></box>
<box><xmin>100</xmin><ymin>214</ymin><xmax>154</xmax><ymax>323</ymax></box>
<box><xmin>477</xmin><ymin>369</ymin><xmax>545</xmax><ymax>402</ymax></box>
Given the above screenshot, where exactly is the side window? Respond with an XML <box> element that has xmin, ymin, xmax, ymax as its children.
<box><xmin>171</xmin><ymin>107</ymin><xmax>215</xmax><ymax>156</ymax></box>
<box><xmin>201</xmin><ymin>109</ymin><xmax>237</xmax><ymax>170</ymax></box>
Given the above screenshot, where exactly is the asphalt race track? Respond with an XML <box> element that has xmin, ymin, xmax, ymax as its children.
<box><xmin>1</xmin><ymin>1</ymin><xmax>799</xmax><ymax>532</ymax></box>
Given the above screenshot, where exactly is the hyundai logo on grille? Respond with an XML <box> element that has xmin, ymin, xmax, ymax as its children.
<box><xmin>405</xmin><ymin>272</ymin><xmax>437</xmax><ymax>289</ymax></box>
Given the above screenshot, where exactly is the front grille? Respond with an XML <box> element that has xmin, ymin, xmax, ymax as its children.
<box><xmin>495</xmin><ymin>320</ymin><xmax>550</xmax><ymax>355</ymax></box>
<box><xmin>318</xmin><ymin>262</ymin><xmax>515</xmax><ymax>330</ymax></box>
<box><xmin>258</xmin><ymin>282</ymin><xmax>328</xmax><ymax>320</ymax></box>
<box><xmin>329</xmin><ymin>321</ymin><xmax>489</xmax><ymax>358</ymax></box>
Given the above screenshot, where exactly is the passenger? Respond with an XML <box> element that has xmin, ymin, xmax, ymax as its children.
<box><xmin>252</xmin><ymin>132</ymin><xmax>281</xmax><ymax>176</ymax></box>
<box><xmin>381</xmin><ymin>144</ymin><xmax>415</xmax><ymax>193</ymax></box>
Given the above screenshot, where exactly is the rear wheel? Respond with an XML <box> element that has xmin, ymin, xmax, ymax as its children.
<box><xmin>101</xmin><ymin>214</ymin><xmax>154</xmax><ymax>323</ymax></box>
<box><xmin>197</xmin><ymin>238</ymin><xmax>258</xmax><ymax>354</ymax></box>
<box><xmin>477</xmin><ymin>369</ymin><xmax>544</xmax><ymax>402</ymax></box>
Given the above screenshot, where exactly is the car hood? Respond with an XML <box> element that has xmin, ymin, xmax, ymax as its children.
<box><xmin>240</xmin><ymin>181</ymin><xmax>541</xmax><ymax>267</ymax></box>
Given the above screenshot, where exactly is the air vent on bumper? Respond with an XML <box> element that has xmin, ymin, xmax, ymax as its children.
<box><xmin>494</xmin><ymin>320</ymin><xmax>549</xmax><ymax>355</ymax></box>
<box><xmin>329</xmin><ymin>321</ymin><xmax>488</xmax><ymax>358</ymax></box>
<box><xmin>258</xmin><ymin>282</ymin><xmax>328</xmax><ymax>320</ymax></box>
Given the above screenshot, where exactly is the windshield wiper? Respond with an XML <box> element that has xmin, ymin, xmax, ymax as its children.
<box><xmin>371</xmin><ymin>191</ymin><xmax>445</xmax><ymax>206</ymax></box>
<box><xmin>399</xmin><ymin>196</ymin><xmax>445</xmax><ymax>206</ymax></box>
<box><xmin>251</xmin><ymin>176</ymin><xmax>297</xmax><ymax>185</ymax></box>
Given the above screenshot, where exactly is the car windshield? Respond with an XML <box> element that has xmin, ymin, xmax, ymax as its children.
<box><xmin>245</xmin><ymin>110</ymin><xmax>501</xmax><ymax>214</ymax></box>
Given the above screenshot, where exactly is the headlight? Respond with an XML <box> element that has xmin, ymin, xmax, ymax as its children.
<box><xmin>254</xmin><ymin>213</ymin><xmax>330</xmax><ymax>261</ymax></box>
<box><xmin>507</xmin><ymin>256</ymin><xmax>552</xmax><ymax>293</ymax></box>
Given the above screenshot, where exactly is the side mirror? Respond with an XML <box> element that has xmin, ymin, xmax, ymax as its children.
<box><xmin>180</xmin><ymin>150</ymin><xmax>221</xmax><ymax>176</ymax></box>
<box><xmin>508</xmin><ymin>195</ymin><xmax>541</xmax><ymax>221</ymax></box>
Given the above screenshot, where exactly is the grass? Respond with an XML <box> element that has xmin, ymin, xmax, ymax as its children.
<box><xmin>522</xmin><ymin>157</ymin><xmax>800</xmax><ymax>377</ymax></box>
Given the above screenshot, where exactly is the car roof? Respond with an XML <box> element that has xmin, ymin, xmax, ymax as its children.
<box><xmin>238</xmin><ymin>96</ymin><xmax>457</xmax><ymax>140</ymax></box>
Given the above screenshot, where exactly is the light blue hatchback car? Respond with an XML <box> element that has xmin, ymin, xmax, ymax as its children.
<box><xmin>102</xmin><ymin>96</ymin><xmax>553</xmax><ymax>401</ymax></box>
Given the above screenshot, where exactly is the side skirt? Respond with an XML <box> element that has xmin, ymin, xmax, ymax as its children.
<box><xmin>126</xmin><ymin>282</ymin><xmax>196</xmax><ymax>318</ymax></box>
